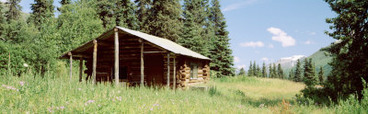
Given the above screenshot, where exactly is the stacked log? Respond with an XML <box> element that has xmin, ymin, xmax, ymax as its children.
<box><xmin>178</xmin><ymin>64</ymin><xmax>190</xmax><ymax>88</ymax></box>
<box><xmin>202</xmin><ymin>64</ymin><xmax>210</xmax><ymax>82</ymax></box>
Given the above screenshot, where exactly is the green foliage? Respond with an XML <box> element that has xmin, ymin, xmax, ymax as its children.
<box><xmin>294</xmin><ymin>59</ymin><xmax>302</xmax><ymax>82</ymax></box>
<box><xmin>96</xmin><ymin>0</ymin><xmax>115</xmax><ymax>29</ymax></box>
<box><xmin>208</xmin><ymin>0</ymin><xmax>235</xmax><ymax>77</ymax></box>
<box><xmin>238</xmin><ymin>67</ymin><xmax>246</xmax><ymax>76</ymax></box>
<box><xmin>277</xmin><ymin>63</ymin><xmax>284</xmax><ymax>79</ymax></box>
<box><xmin>115</xmin><ymin>0</ymin><xmax>138</xmax><ymax>30</ymax></box>
<box><xmin>318</xmin><ymin>67</ymin><xmax>324</xmax><ymax>84</ymax></box>
<box><xmin>323</xmin><ymin>0</ymin><xmax>368</xmax><ymax>101</ymax></box>
<box><xmin>28</xmin><ymin>0</ymin><xmax>55</xmax><ymax>28</ymax></box>
<box><xmin>135</xmin><ymin>0</ymin><xmax>151</xmax><ymax>33</ymax></box>
<box><xmin>248</xmin><ymin>61</ymin><xmax>253</xmax><ymax>76</ymax></box>
<box><xmin>262</xmin><ymin>62</ymin><xmax>267</xmax><ymax>77</ymax></box>
<box><xmin>303</xmin><ymin>58</ymin><xmax>318</xmax><ymax>87</ymax></box>
<box><xmin>146</xmin><ymin>0</ymin><xmax>182</xmax><ymax>42</ymax></box>
<box><xmin>5</xmin><ymin>0</ymin><xmax>21</xmax><ymax>22</ymax></box>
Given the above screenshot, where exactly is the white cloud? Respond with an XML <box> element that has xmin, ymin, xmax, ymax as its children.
<box><xmin>222</xmin><ymin>0</ymin><xmax>258</xmax><ymax>12</ymax></box>
<box><xmin>261</xmin><ymin>57</ymin><xmax>269</xmax><ymax>62</ymax></box>
<box><xmin>240</xmin><ymin>41</ymin><xmax>264</xmax><ymax>48</ymax></box>
<box><xmin>234</xmin><ymin>56</ymin><xmax>240</xmax><ymax>63</ymax></box>
<box><xmin>309</xmin><ymin>32</ymin><xmax>316</xmax><ymax>35</ymax></box>
<box><xmin>0</xmin><ymin>0</ymin><xmax>7</xmax><ymax>3</ymax></box>
<box><xmin>236</xmin><ymin>64</ymin><xmax>246</xmax><ymax>70</ymax></box>
<box><xmin>268</xmin><ymin>44</ymin><xmax>274</xmax><ymax>48</ymax></box>
<box><xmin>304</xmin><ymin>40</ymin><xmax>312</xmax><ymax>45</ymax></box>
<box><xmin>267</xmin><ymin>27</ymin><xmax>296</xmax><ymax>47</ymax></box>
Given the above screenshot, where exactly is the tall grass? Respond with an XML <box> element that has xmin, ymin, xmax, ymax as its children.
<box><xmin>1</xmin><ymin>71</ymin><xmax>367</xmax><ymax>113</ymax></box>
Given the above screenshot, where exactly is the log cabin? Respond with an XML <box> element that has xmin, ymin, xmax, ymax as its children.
<box><xmin>59</xmin><ymin>26</ymin><xmax>211</xmax><ymax>88</ymax></box>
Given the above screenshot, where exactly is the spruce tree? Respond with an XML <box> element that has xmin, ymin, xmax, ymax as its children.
<box><xmin>115</xmin><ymin>0</ymin><xmax>138</xmax><ymax>30</ymax></box>
<box><xmin>253</xmin><ymin>61</ymin><xmax>257</xmax><ymax>76</ymax></box>
<box><xmin>262</xmin><ymin>62</ymin><xmax>267</xmax><ymax>77</ymax></box>
<box><xmin>318</xmin><ymin>66</ymin><xmax>324</xmax><ymax>84</ymax></box>
<box><xmin>277</xmin><ymin>63</ymin><xmax>284</xmax><ymax>79</ymax></box>
<box><xmin>208</xmin><ymin>0</ymin><xmax>234</xmax><ymax>77</ymax></box>
<box><xmin>146</xmin><ymin>0</ymin><xmax>182</xmax><ymax>42</ymax></box>
<box><xmin>0</xmin><ymin>2</ymin><xmax>5</xmax><ymax>40</ymax></box>
<box><xmin>272</xmin><ymin>63</ymin><xmax>277</xmax><ymax>78</ymax></box>
<box><xmin>135</xmin><ymin>0</ymin><xmax>151</xmax><ymax>32</ymax></box>
<box><xmin>303</xmin><ymin>58</ymin><xmax>317</xmax><ymax>87</ymax></box>
<box><xmin>256</xmin><ymin>65</ymin><xmax>261</xmax><ymax>77</ymax></box>
<box><xmin>324</xmin><ymin>0</ymin><xmax>368</xmax><ymax>100</ymax></box>
<box><xmin>268</xmin><ymin>64</ymin><xmax>272</xmax><ymax>78</ymax></box>
<box><xmin>29</xmin><ymin>0</ymin><xmax>55</xmax><ymax>28</ymax></box>
<box><xmin>96</xmin><ymin>0</ymin><xmax>115</xmax><ymax>29</ymax></box>
<box><xmin>178</xmin><ymin>0</ymin><xmax>209</xmax><ymax>56</ymax></box>
<box><xmin>238</xmin><ymin>67</ymin><xmax>246</xmax><ymax>76</ymax></box>
<box><xmin>248</xmin><ymin>61</ymin><xmax>253</xmax><ymax>76</ymax></box>
<box><xmin>5</xmin><ymin>0</ymin><xmax>21</xmax><ymax>22</ymax></box>
<box><xmin>288</xmin><ymin>69</ymin><xmax>294</xmax><ymax>80</ymax></box>
<box><xmin>294</xmin><ymin>59</ymin><xmax>302</xmax><ymax>82</ymax></box>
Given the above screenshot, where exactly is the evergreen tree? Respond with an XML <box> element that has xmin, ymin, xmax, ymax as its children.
<box><xmin>208</xmin><ymin>0</ymin><xmax>234</xmax><ymax>77</ymax></box>
<box><xmin>318</xmin><ymin>66</ymin><xmax>324</xmax><ymax>84</ymax></box>
<box><xmin>238</xmin><ymin>67</ymin><xmax>246</xmax><ymax>76</ymax></box>
<box><xmin>5</xmin><ymin>0</ymin><xmax>21</xmax><ymax>22</ymax></box>
<box><xmin>277</xmin><ymin>63</ymin><xmax>284</xmax><ymax>79</ymax></box>
<box><xmin>178</xmin><ymin>0</ymin><xmax>209</xmax><ymax>55</ymax></box>
<box><xmin>262</xmin><ymin>62</ymin><xmax>267</xmax><ymax>77</ymax></box>
<box><xmin>323</xmin><ymin>0</ymin><xmax>368</xmax><ymax>100</ymax></box>
<box><xmin>272</xmin><ymin>63</ymin><xmax>277</xmax><ymax>78</ymax></box>
<box><xmin>248</xmin><ymin>61</ymin><xmax>253</xmax><ymax>76</ymax></box>
<box><xmin>294</xmin><ymin>59</ymin><xmax>302</xmax><ymax>82</ymax></box>
<box><xmin>146</xmin><ymin>0</ymin><xmax>182</xmax><ymax>42</ymax></box>
<box><xmin>288</xmin><ymin>69</ymin><xmax>294</xmax><ymax>80</ymax></box>
<box><xmin>28</xmin><ymin>0</ymin><xmax>55</xmax><ymax>28</ymax></box>
<box><xmin>252</xmin><ymin>61</ymin><xmax>257</xmax><ymax>76</ymax></box>
<box><xmin>268</xmin><ymin>64</ymin><xmax>272</xmax><ymax>78</ymax></box>
<box><xmin>303</xmin><ymin>58</ymin><xmax>317</xmax><ymax>87</ymax></box>
<box><xmin>115</xmin><ymin>0</ymin><xmax>138</xmax><ymax>30</ymax></box>
<box><xmin>256</xmin><ymin>65</ymin><xmax>261</xmax><ymax>77</ymax></box>
<box><xmin>0</xmin><ymin>2</ymin><xmax>5</xmax><ymax>40</ymax></box>
<box><xmin>135</xmin><ymin>0</ymin><xmax>151</xmax><ymax>32</ymax></box>
<box><xmin>96</xmin><ymin>0</ymin><xmax>115</xmax><ymax>29</ymax></box>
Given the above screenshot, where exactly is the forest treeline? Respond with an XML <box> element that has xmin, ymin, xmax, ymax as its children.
<box><xmin>0</xmin><ymin>0</ymin><xmax>234</xmax><ymax>77</ymax></box>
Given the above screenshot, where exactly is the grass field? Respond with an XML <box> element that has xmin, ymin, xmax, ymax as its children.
<box><xmin>0</xmin><ymin>72</ymin><xmax>366</xmax><ymax>113</ymax></box>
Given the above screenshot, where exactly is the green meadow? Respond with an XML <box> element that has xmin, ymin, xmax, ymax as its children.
<box><xmin>1</xmin><ymin>71</ymin><xmax>367</xmax><ymax>113</ymax></box>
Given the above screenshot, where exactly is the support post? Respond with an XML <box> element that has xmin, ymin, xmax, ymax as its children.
<box><xmin>173</xmin><ymin>55</ymin><xmax>176</xmax><ymax>90</ymax></box>
<box><xmin>68</xmin><ymin>52</ymin><xmax>72</xmax><ymax>81</ymax></box>
<box><xmin>167</xmin><ymin>53</ymin><xmax>170</xmax><ymax>87</ymax></box>
<box><xmin>92</xmin><ymin>40</ymin><xmax>98</xmax><ymax>84</ymax></box>
<box><xmin>114</xmin><ymin>28</ymin><xmax>119</xmax><ymax>86</ymax></box>
<box><xmin>140</xmin><ymin>39</ymin><xmax>144</xmax><ymax>87</ymax></box>
<box><xmin>79</xmin><ymin>58</ymin><xmax>83</xmax><ymax>82</ymax></box>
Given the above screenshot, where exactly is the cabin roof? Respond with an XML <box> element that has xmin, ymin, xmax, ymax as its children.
<box><xmin>60</xmin><ymin>26</ymin><xmax>211</xmax><ymax>60</ymax></box>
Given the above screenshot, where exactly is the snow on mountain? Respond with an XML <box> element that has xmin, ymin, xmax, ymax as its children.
<box><xmin>274</xmin><ymin>55</ymin><xmax>306</xmax><ymax>69</ymax></box>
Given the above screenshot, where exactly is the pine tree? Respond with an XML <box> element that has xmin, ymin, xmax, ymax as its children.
<box><xmin>318</xmin><ymin>66</ymin><xmax>324</xmax><ymax>84</ymax></box>
<box><xmin>178</xmin><ymin>0</ymin><xmax>209</xmax><ymax>55</ymax></box>
<box><xmin>208</xmin><ymin>0</ymin><xmax>234</xmax><ymax>77</ymax></box>
<box><xmin>0</xmin><ymin>2</ymin><xmax>5</xmax><ymax>40</ymax></box>
<box><xmin>262</xmin><ymin>62</ymin><xmax>267</xmax><ymax>77</ymax></box>
<box><xmin>248</xmin><ymin>61</ymin><xmax>253</xmax><ymax>76</ymax></box>
<box><xmin>115</xmin><ymin>0</ymin><xmax>138</xmax><ymax>30</ymax></box>
<box><xmin>5</xmin><ymin>0</ymin><xmax>21</xmax><ymax>22</ymax></box>
<box><xmin>253</xmin><ymin>61</ymin><xmax>257</xmax><ymax>76</ymax></box>
<box><xmin>323</xmin><ymin>0</ymin><xmax>368</xmax><ymax>100</ymax></box>
<box><xmin>294</xmin><ymin>59</ymin><xmax>302</xmax><ymax>82</ymax></box>
<box><xmin>135</xmin><ymin>0</ymin><xmax>151</xmax><ymax>32</ymax></box>
<box><xmin>146</xmin><ymin>0</ymin><xmax>182</xmax><ymax>42</ymax></box>
<box><xmin>29</xmin><ymin>0</ymin><xmax>55</xmax><ymax>28</ymax></box>
<box><xmin>268</xmin><ymin>64</ymin><xmax>272</xmax><ymax>78</ymax></box>
<box><xmin>238</xmin><ymin>67</ymin><xmax>246</xmax><ymax>76</ymax></box>
<box><xmin>288</xmin><ymin>69</ymin><xmax>294</xmax><ymax>80</ymax></box>
<box><xmin>277</xmin><ymin>63</ymin><xmax>284</xmax><ymax>79</ymax></box>
<box><xmin>96</xmin><ymin>0</ymin><xmax>115</xmax><ymax>29</ymax></box>
<box><xmin>272</xmin><ymin>63</ymin><xmax>277</xmax><ymax>78</ymax></box>
<box><xmin>256</xmin><ymin>65</ymin><xmax>261</xmax><ymax>77</ymax></box>
<box><xmin>303</xmin><ymin>58</ymin><xmax>317</xmax><ymax>87</ymax></box>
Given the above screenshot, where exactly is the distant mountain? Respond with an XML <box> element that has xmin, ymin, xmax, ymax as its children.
<box><xmin>274</xmin><ymin>55</ymin><xmax>307</xmax><ymax>70</ymax></box>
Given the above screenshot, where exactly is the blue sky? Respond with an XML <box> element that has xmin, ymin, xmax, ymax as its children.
<box><xmin>15</xmin><ymin>0</ymin><xmax>336</xmax><ymax>70</ymax></box>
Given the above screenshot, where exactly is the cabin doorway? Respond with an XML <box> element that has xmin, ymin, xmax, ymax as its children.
<box><xmin>145</xmin><ymin>55</ymin><xmax>164</xmax><ymax>86</ymax></box>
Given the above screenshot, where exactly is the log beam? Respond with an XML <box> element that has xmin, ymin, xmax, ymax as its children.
<box><xmin>114</xmin><ymin>28</ymin><xmax>119</xmax><ymax>86</ymax></box>
<box><xmin>140</xmin><ymin>39</ymin><xmax>144</xmax><ymax>87</ymax></box>
<box><xmin>68</xmin><ymin>52</ymin><xmax>72</xmax><ymax>81</ymax></box>
<box><xmin>92</xmin><ymin>40</ymin><xmax>97</xmax><ymax>84</ymax></box>
<box><xmin>173</xmin><ymin>55</ymin><xmax>176</xmax><ymax>90</ymax></box>
<box><xmin>167</xmin><ymin>53</ymin><xmax>170</xmax><ymax>87</ymax></box>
